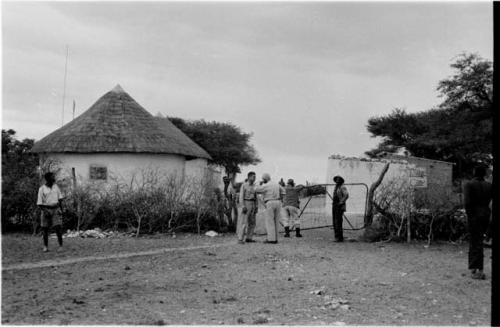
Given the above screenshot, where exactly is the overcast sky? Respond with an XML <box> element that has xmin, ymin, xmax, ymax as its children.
<box><xmin>1</xmin><ymin>1</ymin><xmax>492</xmax><ymax>183</ymax></box>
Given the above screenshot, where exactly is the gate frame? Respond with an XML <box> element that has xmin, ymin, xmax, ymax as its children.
<box><xmin>297</xmin><ymin>183</ymin><xmax>369</xmax><ymax>231</ymax></box>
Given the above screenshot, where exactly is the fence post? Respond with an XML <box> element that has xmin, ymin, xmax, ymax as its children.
<box><xmin>407</xmin><ymin>212</ymin><xmax>411</xmax><ymax>243</ymax></box>
<box><xmin>72</xmin><ymin>167</ymin><xmax>77</xmax><ymax>188</ymax></box>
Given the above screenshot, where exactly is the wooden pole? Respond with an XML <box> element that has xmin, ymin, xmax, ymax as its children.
<box><xmin>61</xmin><ymin>45</ymin><xmax>69</xmax><ymax>126</ymax></box>
<box><xmin>72</xmin><ymin>167</ymin><xmax>77</xmax><ymax>188</ymax></box>
<box><xmin>407</xmin><ymin>211</ymin><xmax>411</xmax><ymax>243</ymax></box>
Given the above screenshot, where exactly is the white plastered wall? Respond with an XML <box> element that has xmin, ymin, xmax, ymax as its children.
<box><xmin>46</xmin><ymin>153</ymin><xmax>186</xmax><ymax>187</ymax></box>
<box><xmin>325</xmin><ymin>157</ymin><xmax>416</xmax><ymax>215</ymax></box>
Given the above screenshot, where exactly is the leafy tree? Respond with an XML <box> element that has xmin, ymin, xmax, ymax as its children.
<box><xmin>365</xmin><ymin>53</ymin><xmax>492</xmax><ymax>178</ymax></box>
<box><xmin>165</xmin><ymin>117</ymin><xmax>261</xmax><ymax>175</ymax></box>
<box><xmin>2</xmin><ymin>129</ymin><xmax>40</xmax><ymax>232</ymax></box>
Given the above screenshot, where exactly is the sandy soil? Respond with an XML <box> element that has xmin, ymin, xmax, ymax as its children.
<box><xmin>1</xmin><ymin>229</ymin><xmax>491</xmax><ymax>325</ymax></box>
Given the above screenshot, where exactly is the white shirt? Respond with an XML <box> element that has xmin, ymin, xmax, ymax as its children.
<box><xmin>255</xmin><ymin>182</ymin><xmax>285</xmax><ymax>202</ymax></box>
<box><xmin>37</xmin><ymin>184</ymin><xmax>63</xmax><ymax>206</ymax></box>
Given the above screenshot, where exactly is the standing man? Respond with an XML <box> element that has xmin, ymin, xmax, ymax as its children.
<box><xmin>255</xmin><ymin>173</ymin><xmax>285</xmax><ymax>244</ymax></box>
<box><xmin>37</xmin><ymin>172</ymin><xmax>64</xmax><ymax>252</ymax></box>
<box><xmin>283</xmin><ymin>179</ymin><xmax>305</xmax><ymax>238</ymax></box>
<box><xmin>223</xmin><ymin>175</ymin><xmax>238</xmax><ymax>231</ymax></box>
<box><xmin>463</xmin><ymin>164</ymin><xmax>492</xmax><ymax>280</ymax></box>
<box><xmin>237</xmin><ymin>172</ymin><xmax>258</xmax><ymax>244</ymax></box>
<box><xmin>332</xmin><ymin>175</ymin><xmax>349</xmax><ymax>242</ymax></box>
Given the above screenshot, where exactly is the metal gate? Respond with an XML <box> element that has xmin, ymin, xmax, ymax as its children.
<box><xmin>297</xmin><ymin>183</ymin><xmax>369</xmax><ymax>231</ymax></box>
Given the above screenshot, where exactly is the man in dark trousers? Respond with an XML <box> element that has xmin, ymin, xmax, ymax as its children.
<box><xmin>463</xmin><ymin>164</ymin><xmax>492</xmax><ymax>280</ymax></box>
<box><xmin>37</xmin><ymin>172</ymin><xmax>64</xmax><ymax>252</ymax></box>
<box><xmin>332</xmin><ymin>175</ymin><xmax>349</xmax><ymax>242</ymax></box>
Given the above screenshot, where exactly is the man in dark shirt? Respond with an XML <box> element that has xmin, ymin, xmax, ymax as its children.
<box><xmin>332</xmin><ymin>175</ymin><xmax>349</xmax><ymax>242</ymax></box>
<box><xmin>283</xmin><ymin>179</ymin><xmax>305</xmax><ymax>238</ymax></box>
<box><xmin>463</xmin><ymin>165</ymin><xmax>492</xmax><ymax>280</ymax></box>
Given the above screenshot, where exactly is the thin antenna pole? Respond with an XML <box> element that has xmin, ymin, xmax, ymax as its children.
<box><xmin>61</xmin><ymin>45</ymin><xmax>69</xmax><ymax>126</ymax></box>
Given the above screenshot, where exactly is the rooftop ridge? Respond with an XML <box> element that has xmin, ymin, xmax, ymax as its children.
<box><xmin>110</xmin><ymin>84</ymin><xmax>125</xmax><ymax>93</ymax></box>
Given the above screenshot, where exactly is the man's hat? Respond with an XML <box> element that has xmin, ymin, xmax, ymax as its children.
<box><xmin>262</xmin><ymin>173</ymin><xmax>271</xmax><ymax>181</ymax></box>
<box><xmin>333</xmin><ymin>175</ymin><xmax>344</xmax><ymax>184</ymax></box>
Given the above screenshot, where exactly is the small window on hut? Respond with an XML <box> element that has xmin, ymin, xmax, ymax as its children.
<box><xmin>89</xmin><ymin>165</ymin><xmax>108</xmax><ymax>180</ymax></box>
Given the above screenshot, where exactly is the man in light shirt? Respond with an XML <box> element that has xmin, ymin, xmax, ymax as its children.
<box><xmin>37</xmin><ymin>172</ymin><xmax>64</xmax><ymax>252</ymax></box>
<box><xmin>255</xmin><ymin>173</ymin><xmax>285</xmax><ymax>244</ymax></box>
<box><xmin>237</xmin><ymin>172</ymin><xmax>258</xmax><ymax>244</ymax></box>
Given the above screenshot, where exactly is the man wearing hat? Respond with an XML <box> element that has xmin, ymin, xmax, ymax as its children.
<box><xmin>255</xmin><ymin>173</ymin><xmax>286</xmax><ymax>244</ymax></box>
<box><xmin>283</xmin><ymin>179</ymin><xmax>305</xmax><ymax>238</ymax></box>
<box><xmin>332</xmin><ymin>175</ymin><xmax>349</xmax><ymax>242</ymax></box>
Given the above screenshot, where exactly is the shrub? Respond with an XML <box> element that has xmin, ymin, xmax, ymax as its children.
<box><xmin>60</xmin><ymin>169</ymin><xmax>227</xmax><ymax>236</ymax></box>
<box><xmin>370</xmin><ymin>177</ymin><xmax>466</xmax><ymax>243</ymax></box>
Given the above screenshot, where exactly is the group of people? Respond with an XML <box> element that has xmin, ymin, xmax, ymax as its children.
<box><xmin>236</xmin><ymin>171</ymin><xmax>349</xmax><ymax>244</ymax></box>
<box><xmin>36</xmin><ymin>165</ymin><xmax>493</xmax><ymax>282</ymax></box>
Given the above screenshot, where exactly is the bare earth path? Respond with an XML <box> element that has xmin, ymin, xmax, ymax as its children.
<box><xmin>2</xmin><ymin>242</ymin><xmax>234</xmax><ymax>271</ymax></box>
<box><xmin>1</xmin><ymin>229</ymin><xmax>491</xmax><ymax>325</ymax></box>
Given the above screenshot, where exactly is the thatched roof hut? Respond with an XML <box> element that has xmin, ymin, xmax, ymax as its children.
<box><xmin>33</xmin><ymin>85</ymin><xmax>217</xmax><ymax>184</ymax></box>
<box><xmin>32</xmin><ymin>84</ymin><xmax>211</xmax><ymax>160</ymax></box>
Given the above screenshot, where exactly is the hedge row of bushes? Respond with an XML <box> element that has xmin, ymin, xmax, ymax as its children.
<box><xmin>3</xmin><ymin>170</ymin><xmax>233</xmax><ymax>235</ymax></box>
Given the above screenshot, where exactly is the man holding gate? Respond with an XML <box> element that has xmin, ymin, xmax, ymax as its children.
<box><xmin>332</xmin><ymin>175</ymin><xmax>349</xmax><ymax>242</ymax></box>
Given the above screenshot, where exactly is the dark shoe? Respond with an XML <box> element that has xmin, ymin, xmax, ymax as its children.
<box><xmin>284</xmin><ymin>227</ymin><xmax>290</xmax><ymax>238</ymax></box>
<box><xmin>295</xmin><ymin>228</ymin><xmax>302</xmax><ymax>238</ymax></box>
<box><xmin>245</xmin><ymin>239</ymin><xmax>256</xmax><ymax>243</ymax></box>
<box><xmin>471</xmin><ymin>271</ymin><xmax>486</xmax><ymax>280</ymax></box>
<box><xmin>334</xmin><ymin>239</ymin><xmax>344</xmax><ymax>243</ymax></box>
<box><xmin>263</xmin><ymin>240</ymin><xmax>278</xmax><ymax>244</ymax></box>
<box><xmin>238</xmin><ymin>240</ymin><xmax>245</xmax><ymax>244</ymax></box>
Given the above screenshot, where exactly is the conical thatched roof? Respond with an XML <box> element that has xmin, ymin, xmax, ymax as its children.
<box><xmin>32</xmin><ymin>85</ymin><xmax>211</xmax><ymax>160</ymax></box>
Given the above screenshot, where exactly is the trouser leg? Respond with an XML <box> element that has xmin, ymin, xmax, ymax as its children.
<box><xmin>55</xmin><ymin>225</ymin><xmax>63</xmax><ymax>246</ymax></box>
<box><xmin>485</xmin><ymin>215</ymin><xmax>493</xmax><ymax>241</ymax></box>
<box><xmin>333</xmin><ymin>206</ymin><xmax>344</xmax><ymax>241</ymax></box>
<box><xmin>283</xmin><ymin>207</ymin><xmax>291</xmax><ymax>237</ymax></box>
<box><xmin>291</xmin><ymin>207</ymin><xmax>300</xmax><ymax>229</ymax></box>
<box><xmin>246</xmin><ymin>203</ymin><xmax>256</xmax><ymax>240</ymax></box>
<box><xmin>266</xmin><ymin>201</ymin><xmax>279</xmax><ymax>242</ymax></box>
<box><xmin>237</xmin><ymin>209</ymin><xmax>247</xmax><ymax>241</ymax></box>
<box><xmin>265</xmin><ymin>206</ymin><xmax>275</xmax><ymax>242</ymax></box>
<box><xmin>283</xmin><ymin>207</ymin><xmax>291</xmax><ymax>228</ymax></box>
<box><xmin>42</xmin><ymin>227</ymin><xmax>49</xmax><ymax>247</ymax></box>
<box><xmin>468</xmin><ymin>214</ymin><xmax>489</xmax><ymax>270</ymax></box>
<box><xmin>274</xmin><ymin>205</ymin><xmax>280</xmax><ymax>242</ymax></box>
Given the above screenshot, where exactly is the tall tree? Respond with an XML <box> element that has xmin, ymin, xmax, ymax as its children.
<box><xmin>365</xmin><ymin>53</ymin><xmax>492</xmax><ymax>178</ymax></box>
<box><xmin>165</xmin><ymin>117</ymin><xmax>261</xmax><ymax>176</ymax></box>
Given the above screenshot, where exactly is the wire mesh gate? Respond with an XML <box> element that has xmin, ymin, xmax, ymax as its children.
<box><xmin>297</xmin><ymin>183</ymin><xmax>369</xmax><ymax>231</ymax></box>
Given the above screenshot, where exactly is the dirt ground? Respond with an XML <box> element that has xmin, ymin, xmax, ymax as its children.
<box><xmin>1</xmin><ymin>229</ymin><xmax>491</xmax><ymax>325</ymax></box>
